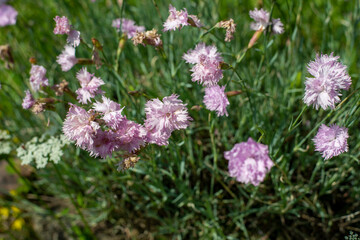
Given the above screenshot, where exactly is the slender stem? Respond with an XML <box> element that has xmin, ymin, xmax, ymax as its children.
<box><xmin>52</xmin><ymin>163</ymin><xmax>93</xmax><ymax>237</ymax></box>
<box><xmin>209</xmin><ymin>113</ymin><xmax>217</xmax><ymax>196</ymax></box>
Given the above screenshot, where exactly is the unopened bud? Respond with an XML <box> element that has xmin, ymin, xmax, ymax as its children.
<box><xmin>29</xmin><ymin>57</ymin><xmax>37</xmax><ymax>64</ymax></box>
<box><xmin>248</xmin><ymin>29</ymin><xmax>263</xmax><ymax>49</ymax></box>
<box><xmin>91</xmin><ymin>38</ymin><xmax>103</xmax><ymax>51</ymax></box>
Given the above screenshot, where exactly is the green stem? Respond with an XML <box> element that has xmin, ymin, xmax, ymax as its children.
<box><xmin>209</xmin><ymin>113</ymin><xmax>217</xmax><ymax>196</ymax></box>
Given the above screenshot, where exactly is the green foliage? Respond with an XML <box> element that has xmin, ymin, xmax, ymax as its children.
<box><xmin>1</xmin><ymin>0</ymin><xmax>360</xmax><ymax>239</ymax></box>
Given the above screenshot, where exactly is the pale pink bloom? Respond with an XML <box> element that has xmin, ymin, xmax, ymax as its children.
<box><xmin>56</xmin><ymin>45</ymin><xmax>78</xmax><ymax>72</ymax></box>
<box><xmin>22</xmin><ymin>90</ymin><xmax>35</xmax><ymax>109</ymax></box>
<box><xmin>29</xmin><ymin>65</ymin><xmax>49</xmax><ymax>92</ymax></box>
<box><xmin>183</xmin><ymin>43</ymin><xmax>223</xmax><ymax>86</ymax></box>
<box><xmin>313</xmin><ymin>124</ymin><xmax>349</xmax><ymax>160</ymax></box>
<box><xmin>224</xmin><ymin>138</ymin><xmax>274</xmax><ymax>186</ymax></box>
<box><xmin>67</xmin><ymin>29</ymin><xmax>80</xmax><ymax>47</ymax></box>
<box><xmin>53</xmin><ymin>16</ymin><xmax>71</xmax><ymax>34</ymax></box>
<box><xmin>63</xmin><ymin>104</ymin><xmax>100</xmax><ymax>149</ymax></box>
<box><xmin>112</xmin><ymin>18</ymin><xmax>145</xmax><ymax>39</ymax></box>
<box><xmin>249</xmin><ymin>8</ymin><xmax>270</xmax><ymax>31</ymax></box>
<box><xmin>114</xmin><ymin>120</ymin><xmax>147</xmax><ymax>153</ymax></box>
<box><xmin>75</xmin><ymin>68</ymin><xmax>105</xmax><ymax>104</ymax></box>
<box><xmin>304</xmin><ymin>53</ymin><xmax>351</xmax><ymax>110</ymax></box>
<box><xmin>0</xmin><ymin>4</ymin><xmax>17</xmax><ymax>27</ymax></box>
<box><xmin>145</xmin><ymin>94</ymin><xmax>191</xmax><ymax>146</ymax></box>
<box><xmin>93</xmin><ymin>96</ymin><xmax>125</xmax><ymax>129</ymax></box>
<box><xmin>272</xmin><ymin>18</ymin><xmax>284</xmax><ymax>34</ymax></box>
<box><xmin>203</xmin><ymin>85</ymin><xmax>229</xmax><ymax>116</ymax></box>
<box><xmin>163</xmin><ymin>4</ymin><xmax>189</xmax><ymax>31</ymax></box>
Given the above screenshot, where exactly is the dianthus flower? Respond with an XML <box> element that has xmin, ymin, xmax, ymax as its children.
<box><xmin>114</xmin><ymin>119</ymin><xmax>147</xmax><ymax>153</ymax></box>
<box><xmin>53</xmin><ymin>16</ymin><xmax>80</xmax><ymax>47</ymax></box>
<box><xmin>112</xmin><ymin>18</ymin><xmax>145</xmax><ymax>39</ymax></box>
<box><xmin>144</xmin><ymin>94</ymin><xmax>191</xmax><ymax>146</ymax></box>
<box><xmin>183</xmin><ymin>43</ymin><xmax>223</xmax><ymax>86</ymax></box>
<box><xmin>203</xmin><ymin>85</ymin><xmax>229</xmax><ymax>116</ymax></box>
<box><xmin>63</xmin><ymin>104</ymin><xmax>100</xmax><ymax>149</ymax></box>
<box><xmin>29</xmin><ymin>65</ymin><xmax>49</xmax><ymax>92</ymax></box>
<box><xmin>56</xmin><ymin>45</ymin><xmax>78</xmax><ymax>72</ymax></box>
<box><xmin>132</xmin><ymin>29</ymin><xmax>162</xmax><ymax>48</ymax></box>
<box><xmin>22</xmin><ymin>90</ymin><xmax>35</xmax><ymax>109</ymax></box>
<box><xmin>75</xmin><ymin>68</ymin><xmax>104</xmax><ymax>104</ymax></box>
<box><xmin>304</xmin><ymin>53</ymin><xmax>351</xmax><ymax>110</ymax></box>
<box><xmin>93</xmin><ymin>96</ymin><xmax>125</xmax><ymax>129</ymax></box>
<box><xmin>249</xmin><ymin>8</ymin><xmax>270</xmax><ymax>31</ymax></box>
<box><xmin>53</xmin><ymin>16</ymin><xmax>71</xmax><ymax>34</ymax></box>
<box><xmin>89</xmin><ymin>130</ymin><xmax>118</xmax><ymax>159</ymax></box>
<box><xmin>163</xmin><ymin>4</ymin><xmax>202</xmax><ymax>32</ymax></box>
<box><xmin>272</xmin><ymin>18</ymin><xmax>284</xmax><ymax>34</ymax></box>
<box><xmin>224</xmin><ymin>138</ymin><xmax>274</xmax><ymax>186</ymax></box>
<box><xmin>0</xmin><ymin>3</ymin><xmax>17</xmax><ymax>27</ymax></box>
<box><xmin>313</xmin><ymin>124</ymin><xmax>349</xmax><ymax>160</ymax></box>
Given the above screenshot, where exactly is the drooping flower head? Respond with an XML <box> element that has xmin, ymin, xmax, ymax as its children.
<box><xmin>112</xmin><ymin>18</ymin><xmax>145</xmax><ymax>39</ymax></box>
<box><xmin>203</xmin><ymin>85</ymin><xmax>230</xmax><ymax>117</ymax></box>
<box><xmin>53</xmin><ymin>16</ymin><xmax>71</xmax><ymax>34</ymax></box>
<box><xmin>145</xmin><ymin>94</ymin><xmax>191</xmax><ymax>145</ymax></box>
<box><xmin>183</xmin><ymin>43</ymin><xmax>223</xmax><ymax>86</ymax></box>
<box><xmin>249</xmin><ymin>8</ymin><xmax>270</xmax><ymax>31</ymax></box>
<box><xmin>22</xmin><ymin>90</ymin><xmax>35</xmax><ymax>109</ymax></box>
<box><xmin>29</xmin><ymin>65</ymin><xmax>49</xmax><ymax>92</ymax></box>
<box><xmin>304</xmin><ymin>53</ymin><xmax>351</xmax><ymax>110</ymax></box>
<box><xmin>0</xmin><ymin>3</ymin><xmax>17</xmax><ymax>27</ymax></box>
<box><xmin>75</xmin><ymin>68</ymin><xmax>105</xmax><ymax>104</ymax></box>
<box><xmin>163</xmin><ymin>4</ymin><xmax>202</xmax><ymax>32</ymax></box>
<box><xmin>93</xmin><ymin>96</ymin><xmax>125</xmax><ymax>129</ymax></box>
<box><xmin>313</xmin><ymin>124</ymin><xmax>349</xmax><ymax>160</ymax></box>
<box><xmin>63</xmin><ymin>104</ymin><xmax>100</xmax><ymax>149</ymax></box>
<box><xmin>56</xmin><ymin>45</ymin><xmax>78</xmax><ymax>72</ymax></box>
<box><xmin>132</xmin><ymin>29</ymin><xmax>162</xmax><ymax>48</ymax></box>
<box><xmin>224</xmin><ymin>138</ymin><xmax>274</xmax><ymax>186</ymax></box>
<box><xmin>216</xmin><ymin>19</ymin><xmax>236</xmax><ymax>42</ymax></box>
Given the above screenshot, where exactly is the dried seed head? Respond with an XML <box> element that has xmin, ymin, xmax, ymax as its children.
<box><xmin>216</xmin><ymin>19</ymin><xmax>236</xmax><ymax>42</ymax></box>
<box><xmin>117</xmin><ymin>156</ymin><xmax>140</xmax><ymax>171</ymax></box>
<box><xmin>132</xmin><ymin>29</ymin><xmax>162</xmax><ymax>48</ymax></box>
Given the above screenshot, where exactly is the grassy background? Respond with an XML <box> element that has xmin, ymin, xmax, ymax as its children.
<box><xmin>1</xmin><ymin>0</ymin><xmax>360</xmax><ymax>239</ymax></box>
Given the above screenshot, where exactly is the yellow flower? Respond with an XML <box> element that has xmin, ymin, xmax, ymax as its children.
<box><xmin>0</xmin><ymin>207</ymin><xmax>9</xmax><ymax>219</ymax></box>
<box><xmin>11</xmin><ymin>206</ymin><xmax>21</xmax><ymax>216</ymax></box>
<box><xmin>11</xmin><ymin>218</ymin><xmax>24</xmax><ymax>230</ymax></box>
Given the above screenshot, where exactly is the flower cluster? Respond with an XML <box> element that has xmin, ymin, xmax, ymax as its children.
<box><xmin>313</xmin><ymin>124</ymin><xmax>349</xmax><ymax>160</ymax></box>
<box><xmin>304</xmin><ymin>53</ymin><xmax>351</xmax><ymax>110</ymax></box>
<box><xmin>224</xmin><ymin>138</ymin><xmax>274</xmax><ymax>186</ymax></box>
<box><xmin>249</xmin><ymin>8</ymin><xmax>284</xmax><ymax>34</ymax></box>
<box><xmin>0</xmin><ymin>1</ymin><xmax>17</xmax><ymax>27</ymax></box>
<box><xmin>112</xmin><ymin>18</ymin><xmax>145</xmax><ymax>39</ymax></box>
<box><xmin>183</xmin><ymin>43</ymin><xmax>230</xmax><ymax>116</ymax></box>
<box><xmin>163</xmin><ymin>4</ymin><xmax>202</xmax><ymax>32</ymax></box>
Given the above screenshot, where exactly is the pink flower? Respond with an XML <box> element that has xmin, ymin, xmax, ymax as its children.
<box><xmin>304</xmin><ymin>53</ymin><xmax>351</xmax><ymax>110</ymax></box>
<box><xmin>183</xmin><ymin>43</ymin><xmax>223</xmax><ymax>86</ymax></box>
<box><xmin>145</xmin><ymin>94</ymin><xmax>191</xmax><ymax>146</ymax></box>
<box><xmin>163</xmin><ymin>4</ymin><xmax>202</xmax><ymax>32</ymax></box>
<box><xmin>53</xmin><ymin>16</ymin><xmax>71</xmax><ymax>34</ymax></box>
<box><xmin>203</xmin><ymin>85</ymin><xmax>229</xmax><ymax>116</ymax></box>
<box><xmin>272</xmin><ymin>18</ymin><xmax>284</xmax><ymax>34</ymax></box>
<box><xmin>22</xmin><ymin>90</ymin><xmax>35</xmax><ymax>109</ymax></box>
<box><xmin>75</xmin><ymin>68</ymin><xmax>105</xmax><ymax>104</ymax></box>
<box><xmin>114</xmin><ymin>120</ymin><xmax>147</xmax><ymax>153</ymax></box>
<box><xmin>0</xmin><ymin>4</ymin><xmax>17</xmax><ymax>27</ymax></box>
<box><xmin>63</xmin><ymin>104</ymin><xmax>100</xmax><ymax>149</ymax></box>
<box><xmin>29</xmin><ymin>65</ymin><xmax>49</xmax><ymax>92</ymax></box>
<box><xmin>89</xmin><ymin>130</ymin><xmax>118</xmax><ymax>159</ymax></box>
<box><xmin>224</xmin><ymin>138</ymin><xmax>274</xmax><ymax>186</ymax></box>
<box><xmin>93</xmin><ymin>96</ymin><xmax>125</xmax><ymax>129</ymax></box>
<box><xmin>54</xmin><ymin>16</ymin><xmax>81</xmax><ymax>47</ymax></box>
<box><xmin>313</xmin><ymin>124</ymin><xmax>349</xmax><ymax>160</ymax></box>
<box><xmin>249</xmin><ymin>8</ymin><xmax>270</xmax><ymax>31</ymax></box>
<box><xmin>56</xmin><ymin>45</ymin><xmax>78</xmax><ymax>72</ymax></box>
<box><xmin>112</xmin><ymin>18</ymin><xmax>145</xmax><ymax>39</ymax></box>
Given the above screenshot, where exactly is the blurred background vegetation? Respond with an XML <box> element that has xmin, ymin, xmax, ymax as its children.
<box><xmin>1</xmin><ymin>0</ymin><xmax>360</xmax><ymax>239</ymax></box>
